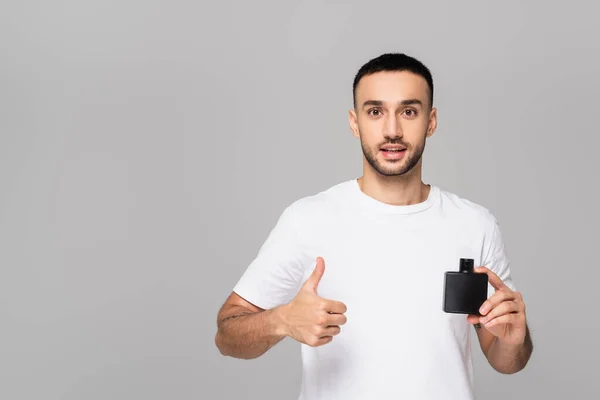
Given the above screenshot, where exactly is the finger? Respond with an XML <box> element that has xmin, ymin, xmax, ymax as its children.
<box><xmin>323</xmin><ymin>299</ymin><xmax>347</xmax><ymax>314</ymax></box>
<box><xmin>309</xmin><ymin>336</ymin><xmax>333</xmax><ymax>347</ymax></box>
<box><xmin>479</xmin><ymin>301</ymin><xmax>519</xmax><ymax>324</ymax></box>
<box><xmin>466</xmin><ymin>314</ymin><xmax>481</xmax><ymax>325</ymax></box>
<box><xmin>302</xmin><ymin>257</ymin><xmax>325</xmax><ymax>293</ymax></box>
<box><xmin>479</xmin><ymin>289</ymin><xmax>515</xmax><ymax>315</ymax></box>
<box><xmin>482</xmin><ymin>312</ymin><xmax>519</xmax><ymax>329</ymax></box>
<box><xmin>320</xmin><ymin>325</ymin><xmax>341</xmax><ymax>337</ymax></box>
<box><xmin>512</xmin><ymin>291</ymin><xmax>526</xmax><ymax>310</ymax></box>
<box><xmin>326</xmin><ymin>313</ymin><xmax>348</xmax><ymax>326</ymax></box>
<box><xmin>474</xmin><ymin>266</ymin><xmax>508</xmax><ymax>291</ymax></box>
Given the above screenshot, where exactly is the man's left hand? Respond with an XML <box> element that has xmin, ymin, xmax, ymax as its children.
<box><xmin>466</xmin><ymin>266</ymin><xmax>527</xmax><ymax>346</ymax></box>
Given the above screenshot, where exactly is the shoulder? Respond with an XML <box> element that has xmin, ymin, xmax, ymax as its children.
<box><xmin>279</xmin><ymin>180</ymin><xmax>352</xmax><ymax>224</ymax></box>
<box><xmin>436</xmin><ymin>186</ymin><xmax>499</xmax><ymax>229</ymax></box>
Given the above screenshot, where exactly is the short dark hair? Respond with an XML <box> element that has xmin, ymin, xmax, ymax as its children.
<box><xmin>352</xmin><ymin>53</ymin><xmax>434</xmax><ymax>108</ymax></box>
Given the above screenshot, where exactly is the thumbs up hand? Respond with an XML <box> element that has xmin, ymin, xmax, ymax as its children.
<box><xmin>280</xmin><ymin>257</ymin><xmax>348</xmax><ymax>347</ymax></box>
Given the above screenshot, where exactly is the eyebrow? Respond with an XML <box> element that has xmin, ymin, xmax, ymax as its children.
<box><xmin>362</xmin><ymin>99</ymin><xmax>423</xmax><ymax>108</ymax></box>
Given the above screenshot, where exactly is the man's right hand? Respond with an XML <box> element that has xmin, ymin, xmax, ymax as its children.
<box><xmin>279</xmin><ymin>257</ymin><xmax>347</xmax><ymax>347</ymax></box>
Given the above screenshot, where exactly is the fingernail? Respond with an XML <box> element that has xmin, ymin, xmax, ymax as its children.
<box><xmin>479</xmin><ymin>305</ymin><xmax>488</xmax><ymax>314</ymax></box>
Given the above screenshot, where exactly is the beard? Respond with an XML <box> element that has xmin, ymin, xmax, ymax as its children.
<box><xmin>360</xmin><ymin>133</ymin><xmax>426</xmax><ymax>177</ymax></box>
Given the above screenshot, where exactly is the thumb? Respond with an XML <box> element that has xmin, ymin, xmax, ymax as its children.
<box><xmin>466</xmin><ymin>314</ymin><xmax>481</xmax><ymax>325</ymax></box>
<box><xmin>302</xmin><ymin>257</ymin><xmax>325</xmax><ymax>293</ymax></box>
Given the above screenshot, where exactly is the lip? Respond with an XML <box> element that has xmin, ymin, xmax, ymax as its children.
<box><xmin>380</xmin><ymin>147</ymin><xmax>407</xmax><ymax>160</ymax></box>
<box><xmin>380</xmin><ymin>145</ymin><xmax>407</xmax><ymax>150</ymax></box>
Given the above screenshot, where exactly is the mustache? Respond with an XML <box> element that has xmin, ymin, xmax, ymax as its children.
<box><xmin>379</xmin><ymin>139</ymin><xmax>409</xmax><ymax>147</ymax></box>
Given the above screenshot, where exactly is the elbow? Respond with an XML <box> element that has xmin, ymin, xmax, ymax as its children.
<box><xmin>490</xmin><ymin>359</ymin><xmax>530</xmax><ymax>375</ymax></box>
<box><xmin>214</xmin><ymin>330</ymin><xmax>229</xmax><ymax>357</ymax></box>
<box><xmin>214</xmin><ymin>330</ymin><xmax>250</xmax><ymax>359</ymax></box>
<box><xmin>492</xmin><ymin>365</ymin><xmax>522</xmax><ymax>375</ymax></box>
<box><xmin>214</xmin><ymin>332</ymin><xmax>261</xmax><ymax>360</ymax></box>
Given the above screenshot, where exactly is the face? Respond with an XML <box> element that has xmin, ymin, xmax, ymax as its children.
<box><xmin>349</xmin><ymin>71</ymin><xmax>437</xmax><ymax>177</ymax></box>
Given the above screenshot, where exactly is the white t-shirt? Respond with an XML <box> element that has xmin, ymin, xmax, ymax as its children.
<box><xmin>233</xmin><ymin>179</ymin><xmax>516</xmax><ymax>400</ymax></box>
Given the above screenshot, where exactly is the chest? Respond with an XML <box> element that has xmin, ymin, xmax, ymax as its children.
<box><xmin>303</xmin><ymin>214</ymin><xmax>484</xmax><ymax>329</ymax></box>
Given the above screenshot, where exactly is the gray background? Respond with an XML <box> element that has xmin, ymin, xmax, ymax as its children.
<box><xmin>1</xmin><ymin>0</ymin><xmax>598</xmax><ymax>399</ymax></box>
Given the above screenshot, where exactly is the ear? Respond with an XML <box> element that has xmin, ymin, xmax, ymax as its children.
<box><xmin>426</xmin><ymin>107</ymin><xmax>437</xmax><ymax>138</ymax></box>
<box><xmin>349</xmin><ymin>108</ymin><xmax>360</xmax><ymax>139</ymax></box>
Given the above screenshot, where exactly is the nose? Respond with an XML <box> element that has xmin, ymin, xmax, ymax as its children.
<box><xmin>384</xmin><ymin>114</ymin><xmax>403</xmax><ymax>139</ymax></box>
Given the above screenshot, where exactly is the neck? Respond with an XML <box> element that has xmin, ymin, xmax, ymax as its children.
<box><xmin>357</xmin><ymin>162</ymin><xmax>430</xmax><ymax>206</ymax></box>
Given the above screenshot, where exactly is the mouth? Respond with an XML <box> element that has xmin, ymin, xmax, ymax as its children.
<box><xmin>380</xmin><ymin>147</ymin><xmax>407</xmax><ymax>160</ymax></box>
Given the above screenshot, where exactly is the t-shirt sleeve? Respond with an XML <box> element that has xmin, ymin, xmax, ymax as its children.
<box><xmin>232</xmin><ymin>203</ymin><xmax>310</xmax><ymax>310</ymax></box>
<box><xmin>481</xmin><ymin>214</ymin><xmax>517</xmax><ymax>294</ymax></box>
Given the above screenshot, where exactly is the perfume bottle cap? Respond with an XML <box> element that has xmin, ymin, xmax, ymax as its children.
<box><xmin>459</xmin><ymin>258</ymin><xmax>474</xmax><ymax>273</ymax></box>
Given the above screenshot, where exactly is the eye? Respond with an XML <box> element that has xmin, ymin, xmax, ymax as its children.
<box><xmin>404</xmin><ymin>109</ymin><xmax>418</xmax><ymax>117</ymax></box>
<box><xmin>368</xmin><ymin>108</ymin><xmax>382</xmax><ymax>116</ymax></box>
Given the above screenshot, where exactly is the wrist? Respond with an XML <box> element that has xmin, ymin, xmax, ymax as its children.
<box><xmin>272</xmin><ymin>304</ymin><xmax>290</xmax><ymax>338</ymax></box>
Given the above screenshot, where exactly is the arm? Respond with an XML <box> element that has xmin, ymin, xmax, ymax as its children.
<box><xmin>215</xmin><ymin>258</ymin><xmax>347</xmax><ymax>359</ymax></box>
<box><xmin>474</xmin><ymin>320</ymin><xmax>533</xmax><ymax>374</ymax></box>
<box><xmin>470</xmin><ymin>267</ymin><xmax>533</xmax><ymax>374</ymax></box>
<box><xmin>471</xmin><ymin>214</ymin><xmax>533</xmax><ymax>373</ymax></box>
<box><xmin>214</xmin><ymin>292</ymin><xmax>288</xmax><ymax>359</ymax></box>
<box><xmin>214</xmin><ymin>204</ymin><xmax>304</xmax><ymax>359</ymax></box>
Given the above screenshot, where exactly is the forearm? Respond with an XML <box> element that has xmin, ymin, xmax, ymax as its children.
<box><xmin>215</xmin><ymin>305</ymin><xmax>288</xmax><ymax>359</ymax></box>
<box><xmin>486</xmin><ymin>325</ymin><xmax>533</xmax><ymax>374</ymax></box>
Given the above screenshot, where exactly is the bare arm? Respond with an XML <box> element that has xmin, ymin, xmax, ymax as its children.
<box><xmin>470</xmin><ymin>267</ymin><xmax>534</xmax><ymax>374</ymax></box>
<box><xmin>474</xmin><ymin>322</ymin><xmax>533</xmax><ymax>374</ymax></box>
<box><xmin>215</xmin><ymin>258</ymin><xmax>347</xmax><ymax>359</ymax></box>
<box><xmin>214</xmin><ymin>292</ymin><xmax>288</xmax><ymax>359</ymax></box>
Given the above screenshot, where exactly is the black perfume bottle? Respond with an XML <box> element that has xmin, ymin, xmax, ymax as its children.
<box><xmin>443</xmin><ymin>258</ymin><xmax>489</xmax><ymax>315</ymax></box>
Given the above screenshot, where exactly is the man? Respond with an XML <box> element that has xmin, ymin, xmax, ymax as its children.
<box><xmin>214</xmin><ymin>53</ymin><xmax>533</xmax><ymax>399</ymax></box>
